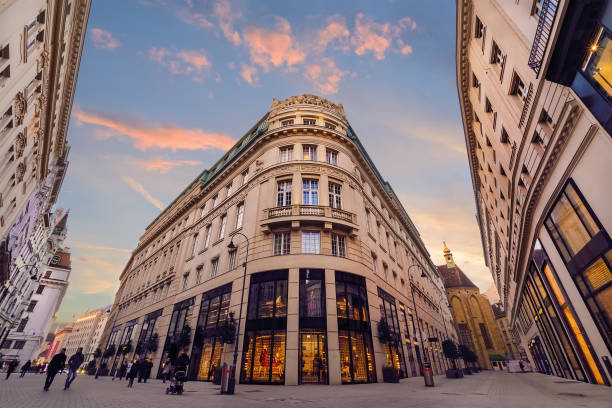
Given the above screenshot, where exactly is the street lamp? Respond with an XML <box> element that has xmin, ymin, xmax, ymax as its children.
<box><xmin>225</xmin><ymin>232</ymin><xmax>249</xmax><ymax>395</ymax></box>
<box><xmin>407</xmin><ymin>265</ymin><xmax>429</xmax><ymax>362</ymax></box>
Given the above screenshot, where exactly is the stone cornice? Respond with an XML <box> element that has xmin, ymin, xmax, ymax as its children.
<box><xmin>270</xmin><ymin>94</ymin><xmax>346</xmax><ymax>122</ymax></box>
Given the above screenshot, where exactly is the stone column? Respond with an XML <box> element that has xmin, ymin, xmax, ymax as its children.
<box><xmin>325</xmin><ymin>268</ymin><xmax>341</xmax><ymax>384</ymax></box>
<box><xmin>285</xmin><ymin>268</ymin><xmax>300</xmax><ymax>385</ymax></box>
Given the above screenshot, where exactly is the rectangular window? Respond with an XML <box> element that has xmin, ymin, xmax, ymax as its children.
<box><xmin>302</xmin><ymin>231</ymin><xmax>321</xmax><ymax>254</ymax></box>
<box><xmin>281</xmin><ymin>119</ymin><xmax>294</xmax><ymax>127</ymax></box>
<box><xmin>472</xmin><ymin>73</ymin><xmax>480</xmax><ymax>88</ymax></box>
<box><xmin>303</xmin><ymin>145</ymin><xmax>317</xmax><ymax>161</ymax></box>
<box><xmin>303</xmin><ymin>118</ymin><xmax>316</xmax><ymax>125</ymax></box>
<box><xmin>280</xmin><ymin>146</ymin><xmax>293</xmax><ymax>162</ymax></box>
<box><xmin>190</xmin><ymin>233</ymin><xmax>198</xmax><ymax>257</ymax></box>
<box><xmin>302</xmin><ymin>179</ymin><xmax>319</xmax><ymax>205</ymax></box>
<box><xmin>195</xmin><ymin>268</ymin><xmax>202</xmax><ymax>284</ymax></box>
<box><xmin>203</xmin><ymin>225</ymin><xmax>211</xmax><ymax>249</ymax></box>
<box><xmin>13</xmin><ymin>341</ymin><xmax>25</xmax><ymax>350</ymax></box>
<box><xmin>182</xmin><ymin>274</ymin><xmax>189</xmax><ymax>290</ymax></box>
<box><xmin>491</xmin><ymin>41</ymin><xmax>504</xmax><ymax>65</ymax></box>
<box><xmin>200</xmin><ymin>206</ymin><xmax>207</xmax><ymax>218</ymax></box>
<box><xmin>324</xmin><ymin>122</ymin><xmax>336</xmax><ymax>130</ymax></box>
<box><xmin>485</xmin><ymin>98</ymin><xmax>493</xmax><ymax>113</ymax></box>
<box><xmin>213</xmin><ymin>195</ymin><xmax>219</xmax><ymax>207</ymax></box>
<box><xmin>242</xmin><ymin>170</ymin><xmax>249</xmax><ymax>185</ymax></box>
<box><xmin>331</xmin><ymin>233</ymin><xmax>346</xmax><ymax>257</ymax></box>
<box><xmin>277</xmin><ymin>180</ymin><xmax>292</xmax><ymax>206</ymax></box>
<box><xmin>479</xmin><ymin>323</ymin><xmax>493</xmax><ymax>349</ymax></box>
<box><xmin>211</xmin><ymin>258</ymin><xmax>219</xmax><ymax>278</ymax></box>
<box><xmin>328</xmin><ymin>182</ymin><xmax>342</xmax><ymax>209</ymax></box>
<box><xmin>475</xmin><ymin>16</ymin><xmax>484</xmax><ymax>38</ymax></box>
<box><xmin>35</xmin><ymin>284</ymin><xmax>44</xmax><ymax>294</ymax></box>
<box><xmin>326</xmin><ymin>149</ymin><xmax>338</xmax><ymax>165</ymax></box>
<box><xmin>16</xmin><ymin>318</ymin><xmax>28</xmax><ymax>332</ymax></box>
<box><xmin>274</xmin><ymin>232</ymin><xmax>290</xmax><ymax>255</ymax></box>
<box><xmin>229</xmin><ymin>250</ymin><xmax>237</xmax><ymax>270</ymax></box>
<box><xmin>501</xmin><ymin>128</ymin><xmax>510</xmax><ymax>144</ymax></box>
<box><xmin>583</xmin><ymin>29</ymin><xmax>612</xmax><ymax>100</ymax></box>
<box><xmin>236</xmin><ymin>203</ymin><xmax>244</xmax><ymax>229</ymax></box>
<box><xmin>226</xmin><ymin>183</ymin><xmax>233</xmax><ymax>197</ymax></box>
<box><xmin>218</xmin><ymin>215</ymin><xmax>227</xmax><ymax>239</ymax></box>
<box><xmin>511</xmin><ymin>73</ymin><xmax>528</xmax><ymax>101</ymax></box>
<box><xmin>26</xmin><ymin>300</ymin><xmax>37</xmax><ymax>312</ymax></box>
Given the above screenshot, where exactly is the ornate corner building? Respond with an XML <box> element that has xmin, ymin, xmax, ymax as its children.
<box><xmin>456</xmin><ymin>0</ymin><xmax>612</xmax><ymax>385</ymax></box>
<box><xmin>0</xmin><ymin>0</ymin><xmax>91</xmax><ymax>353</ymax></box>
<box><xmin>98</xmin><ymin>94</ymin><xmax>458</xmax><ymax>385</ymax></box>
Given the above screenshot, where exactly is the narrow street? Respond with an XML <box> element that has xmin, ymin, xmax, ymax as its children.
<box><xmin>2</xmin><ymin>371</ymin><xmax>611</xmax><ymax>408</ymax></box>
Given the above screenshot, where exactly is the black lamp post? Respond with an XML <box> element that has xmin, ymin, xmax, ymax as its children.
<box><xmin>226</xmin><ymin>232</ymin><xmax>249</xmax><ymax>394</ymax></box>
<box><xmin>407</xmin><ymin>264</ymin><xmax>429</xmax><ymax>367</ymax></box>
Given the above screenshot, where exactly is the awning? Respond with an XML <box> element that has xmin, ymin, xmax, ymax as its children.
<box><xmin>488</xmin><ymin>354</ymin><xmax>505</xmax><ymax>361</ymax></box>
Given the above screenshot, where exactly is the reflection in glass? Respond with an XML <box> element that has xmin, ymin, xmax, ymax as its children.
<box><xmin>300</xmin><ymin>331</ymin><xmax>327</xmax><ymax>384</ymax></box>
<box><xmin>584</xmin><ymin>29</ymin><xmax>612</xmax><ymax>99</ymax></box>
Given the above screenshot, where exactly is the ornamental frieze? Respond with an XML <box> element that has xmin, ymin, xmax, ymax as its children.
<box><xmin>15</xmin><ymin>132</ymin><xmax>26</xmax><ymax>158</ymax></box>
<box><xmin>16</xmin><ymin>161</ymin><xmax>26</xmax><ymax>182</ymax></box>
<box><xmin>13</xmin><ymin>92</ymin><xmax>27</xmax><ymax>126</ymax></box>
<box><xmin>38</xmin><ymin>49</ymin><xmax>49</xmax><ymax>70</ymax></box>
<box><xmin>270</xmin><ymin>94</ymin><xmax>346</xmax><ymax>118</ymax></box>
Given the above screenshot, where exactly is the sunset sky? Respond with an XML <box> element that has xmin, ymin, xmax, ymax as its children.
<box><xmin>55</xmin><ymin>0</ymin><xmax>494</xmax><ymax>322</ymax></box>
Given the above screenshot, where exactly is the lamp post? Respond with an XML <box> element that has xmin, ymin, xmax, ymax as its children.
<box><xmin>407</xmin><ymin>265</ymin><xmax>429</xmax><ymax>366</ymax></box>
<box><xmin>226</xmin><ymin>232</ymin><xmax>249</xmax><ymax>394</ymax></box>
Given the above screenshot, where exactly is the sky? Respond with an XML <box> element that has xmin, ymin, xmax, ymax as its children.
<box><xmin>54</xmin><ymin>0</ymin><xmax>495</xmax><ymax>322</ymax></box>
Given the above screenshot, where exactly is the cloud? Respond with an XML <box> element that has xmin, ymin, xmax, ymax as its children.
<box><xmin>148</xmin><ymin>47</ymin><xmax>212</xmax><ymax>81</ymax></box>
<box><xmin>176</xmin><ymin>8</ymin><xmax>214</xmax><ymax>29</ymax></box>
<box><xmin>401</xmin><ymin>45</ymin><xmax>413</xmax><ymax>55</ymax></box>
<box><xmin>243</xmin><ymin>17</ymin><xmax>305</xmax><ymax>71</ymax></box>
<box><xmin>90</xmin><ymin>28</ymin><xmax>120</xmax><ymax>50</ymax></box>
<box><xmin>213</xmin><ymin>0</ymin><xmax>241</xmax><ymax>45</ymax></box>
<box><xmin>132</xmin><ymin>158</ymin><xmax>202</xmax><ymax>173</ymax></box>
<box><xmin>72</xmin><ymin>106</ymin><xmax>235</xmax><ymax>151</ymax></box>
<box><xmin>122</xmin><ymin>177</ymin><xmax>165</xmax><ymax>210</ymax></box>
<box><xmin>240</xmin><ymin>63</ymin><xmax>258</xmax><ymax>85</ymax></box>
<box><xmin>316</xmin><ymin>15</ymin><xmax>350</xmax><ymax>52</ymax></box>
<box><xmin>303</xmin><ymin>58</ymin><xmax>349</xmax><ymax>94</ymax></box>
<box><xmin>351</xmin><ymin>13</ymin><xmax>401</xmax><ymax>60</ymax></box>
<box><xmin>398</xmin><ymin>17</ymin><xmax>418</xmax><ymax>31</ymax></box>
<box><xmin>69</xmin><ymin>255</ymin><xmax>124</xmax><ymax>295</ymax></box>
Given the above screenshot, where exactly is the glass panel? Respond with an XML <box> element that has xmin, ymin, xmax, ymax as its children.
<box><xmin>300</xmin><ymin>279</ymin><xmax>323</xmax><ymax>318</ymax></box>
<box><xmin>270</xmin><ymin>332</ymin><xmax>286</xmax><ymax>383</ymax></box>
<box><xmin>565</xmin><ymin>184</ymin><xmax>599</xmax><ymax>236</ymax></box>
<box><xmin>247</xmin><ymin>283</ymin><xmax>259</xmax><ymax>320</ymax></box>
<box><xmin>257</xmin><ymin>281</ymin><xmax>276</xmax><ymax>319</ymax></box>
<box><xmin>584</xmin><ymin>258</ymin><xmax>612</xmax><ymax>291</ymax></box>
<box><xmin>275</xmin><ymin>280</ymin><xmax>288</xmax><ymax>317</ymax></box>
<box><xmin>206</xmin><ymin>296</ymin><xmax>220</xmax><ymax>329</ymax></box>
<box><xmin>336</xmin><ymin>283</ymin><xmax>347</xmax><ymax>319</ymax></box>
<box><xmin>549</xmin><ymin>193</ymin><xmax>593</xmax><ymax>258</ymax></box>
<box><xmin>584</xmin><ymin>30</ymin><xmax>612</xmax><ymax>99</ymax></box>
<box><xmin>351</xmin><ymin>332</ymin><xmax>369</xmax><ymax>383</ymax></box>
<box><xmin>197</xmin><ymin>338</ymin><xmax>214</xmax><ymax>380</ymax></box>
<box><xmin>300</xmin><ymin>331</ymin><xmax>327</xmax><ymax>384</ymax></box>
<box><xmin>219</xmin><ymin>292</ymin><xmax>231</xmax><ymax>324</ymax></box>
<box><xmin>563</xmin><ymin>307</ymin><xmax>605</xmax><ymax>384</ymax></box>
<box><xmin>339</xmin><ymin>330</ymin><xmax>352</xmax><ymax>383</ymax></box>
<box><xmin>209</xmin><ymin>338</ymin><xmax>224</xmax><ymax>381</ymax></box>
<box><xmin>251</xmin><ymin>331</ymin><xmax>272</xmax><ymax>382</ymax></box>
<box><xmin>241</xmin><ymin>331</ymin><xmax>255</xmax><ymax>382</ymax></box>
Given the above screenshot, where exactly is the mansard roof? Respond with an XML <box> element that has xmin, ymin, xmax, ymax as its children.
<box><xmin>437</xmin><ymin>263</ymin><xmax>478</xmax><ymax>289</ymax></box>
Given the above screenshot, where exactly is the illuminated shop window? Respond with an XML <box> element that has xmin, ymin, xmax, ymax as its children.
<box><xmin>584</xmin><ymin>28</ymin><xmax>612</xmax><ymax>100</ymax></box>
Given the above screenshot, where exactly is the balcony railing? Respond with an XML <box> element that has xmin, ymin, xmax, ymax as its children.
<box><xmin>528</xmin><ymin>0</ymin><xmax>559</xmax><ymax>75</ymax></box>
<box><xmin>264</xmin><ymin>204</ymin><xmax>357</xmax><ymax>224</ymax></box>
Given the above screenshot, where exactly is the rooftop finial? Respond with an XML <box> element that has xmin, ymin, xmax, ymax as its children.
<box><xmin>443</xmin><ymin>242</ymin><xmax>455</xmax><ymax>267</ymax></box>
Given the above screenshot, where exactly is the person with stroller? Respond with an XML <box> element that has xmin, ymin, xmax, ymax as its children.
<box><xmin>166</xmin><ymin>349</ymin><xmax>190</xmax><ymax>395</ymax></box>
<box><xmin>161</xmin><ymin>359</ymin><xmax>172</xmax><ymax>383</ymax></box>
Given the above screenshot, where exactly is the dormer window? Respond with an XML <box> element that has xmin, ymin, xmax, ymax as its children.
<box><xmin>324</xmin><ymin>122</ymin><xmax>336</xmax><ymax>130</ymax></box>
<box><xmin>281</xmin><ymin>119</ymin><xmax>294</xmax><ymax>127</ymax></box>
<box><xmin>303</xmin><ymin>118</ymin><xmax>316</xmax><ymax>125</ymax></box>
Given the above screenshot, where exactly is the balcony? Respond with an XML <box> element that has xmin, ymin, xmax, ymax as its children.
<box><xmin>528</xmin><ymin>0</ymin><xmax>559</xmax><ymax>75</ymax></box>
<box><xmin>262</xmin><ymin>205</ymin><xmax>358</xmax><ymax>235</ymax></box>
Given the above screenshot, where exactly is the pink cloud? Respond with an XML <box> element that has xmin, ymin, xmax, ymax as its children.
<box><xmin>401</xmin><ymin>45</ymin><xmax>413</xmax><ymax>55</ymax></box>
<box><xmin>148</xmin><ymin>47</ymin><xmax>211</xmax><ymax>81</ymax></box>
<box><xmin>398</xmin><ymin>17</ymin><xmax>418</xmax><ymax>31</ymax></box>
<box><xmin>240</xmin><ymin>63</ymin><xmax>258</xmax><ymax>85</ymax></box>
<box><xmin>213</xmin><ymin>0</ymin><xmax>241</xmax><ymax>45</ymax></box>
<box><xmin>243</xmin><ymin>17</ymin><xmax>305</xmax><ymax>71</ymax></box>
<box><xmin>90</xmin><ymin>28</ymin><xmax>120</xmax><ymax>50</ymax></box>
<box><xmin>176</xmin><ymin>9</ymin><xmax>214</xmax><ymax>29</ymax></box>
<box><xmin>351</xmin><ymin>13</ymin><xmax>400</xmax><ymax>60</ymax></box>
<box><xmin>73</xmin><ymin>107</ymin><xmax>235</xmax><ymax>152</ymax></box>
<box><xmin>303</xmin><ymin>58</ymin><xmax>348</xmax><ymax>95</ymax></box>
<box><xmin>133</xmin><ymin>158</ymin><xmax>202</xmax><ymax>173</ymax></box>
<box><xmin>317</xmin><ymin>15</ymin><xmax>350</xmax><ymax>52</ymax></box>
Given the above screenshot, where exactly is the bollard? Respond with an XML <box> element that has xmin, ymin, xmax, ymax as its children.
<box><xmin>220</xmin><ymin>363</ymin><xmax>234</xmax><ymax>395</ymax></box>
<box><xmin>423</xmin><ymin>362</ymin><xmax>435</xmax><ymax>387</ymax></box>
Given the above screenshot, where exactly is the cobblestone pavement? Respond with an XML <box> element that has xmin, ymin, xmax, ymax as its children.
<box><xmin>1</xmin><ymin>371</ymin><xmax>611</xmax><ymax>408</ymax></box>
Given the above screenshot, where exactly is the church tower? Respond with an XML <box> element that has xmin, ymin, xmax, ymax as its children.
<box><xmin>443</xmin><ymin>241</ymin><xmax>455</xmax><ymax>267</ymax></box>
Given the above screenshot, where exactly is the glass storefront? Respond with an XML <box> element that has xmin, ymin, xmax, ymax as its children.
<box><xmin>189</xmin><ymin>284</ymin><xmax>232</xmax><ymax>381</ymax></box>
<box><xmin>241</xmin><ymin>270</ymin><xmax>288</xmax><ymax>384</ymax></box>
<box><xmin>158</xmin><ymin>297</ymin><xmax>195</xmax><ymax>377</ymax></box>
<box><xmin>399</xmin><ymin>304</ymin><xmax>418</xmax><ymax>377</ymax></box>
<box><xmin>335</xmin><ymin>271</ymin><xmax>376</xmax><ymax>383</ymax></box>
<box><xmin>136</xmin><ymin>309</ymin><xmax>162</xmax><ymax>358</ymax></box>
<box><xmin>378</xmin><ymin>288</ymin><xmax>407</xmax><ymax>378</ymax></box>
<box><xmin>299</xmin><ymin>269</ymin><xmax>328</xmax><ymax>384</ymax></box>
<box><xmin>583</xmin><ymin>28</ymin><xmax>612</xmax><ymax>101</ymax></box>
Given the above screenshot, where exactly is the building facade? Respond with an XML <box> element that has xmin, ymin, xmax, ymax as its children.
<box><xmin>456</xmin><ymin>0</ymin><xmax>612</xmax><ymax>384</ymax></box>
<box><xmin>437</xmin><ymin>243</ymin><xmax>508</xmax><ymax>369</ymax></box>
<box><xmin>491</xmin><ymin>302</ymin><xmax>520</xmax><ymax>362</ymax></box>
<box><xmin>45</xmin><ymin>324</ymin><xmax>72</xmax><ymax>361</ymax></box>
<box><xmin>99</xmin><ymin>94</ymin><xmax>457</xmax><ymax>385</ymax></box>
<box><xmin>0</xmin><ymin>0</ymin><xmax>90</xmax><ymax>344</ymax></box>
<box><xmin>65</xmin><ymin>305</ymin><xmax>110</xmax><ymax>363</ymax></box>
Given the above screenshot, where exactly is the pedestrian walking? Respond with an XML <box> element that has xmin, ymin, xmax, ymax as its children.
<box><xmin>44</xmin><ymin>349</ymin><xmax>67</xmax><ymax>391</ymax></box>
<box><xmin>19</xmin><ymin>360</ymin><xmax>31</xmax><ymax>378</ymax></box>
<box><xmin>64</xmin><ymin>347</ymin><xmax>85</xmax><ymax>390</ymax></box>
<box><xmin>142</xmin><ymin>358</ymin><xmax>153</xmax><ymax>383</ymax></box>
<box><xmin>5</xmin><ymin>360</ymin><xmax>18</xmax><ymax>379</ymax></box>
<box><xmin>126</xmin><ymin>359</ymin><xmax>140</xmax><ymax>388</ymax></box>
<box><xmin>137</xmin><ymin>357</ymin><xmax>146</xmax><ymax>383</ymax></box>
<box><xmin>175</xmin><ymin>349</ymin><xmax>190</xmax><ymax>374</ymax></box>
<box><xmin>161</xmin><ymin>359</ymin><xmax>172</xmax><ymax>383</ymax></box>
<box><xmin>118</xmin><ymin>361</ymin><xmax>127</xmax><ymax>381</ymax></box>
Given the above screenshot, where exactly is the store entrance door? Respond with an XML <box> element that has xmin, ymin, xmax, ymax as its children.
<box><xmin>300</xmin><ymin>331</ymin><xmax>328</xmax><ymax>384</ymax></box>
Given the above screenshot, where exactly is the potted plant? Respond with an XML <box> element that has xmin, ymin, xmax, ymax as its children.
<box><xmin>442</xmin><ymin>340</ymin><xmax>463</xmax><ymax>378</ymax></box>
<box><xmin>377</xmin><ymin>318</ymin><xmax>400</xmax><ymax>383</ymax></box>
<box><xmin>146</xmin><ymin>333</ymin><xmax>159</xmax><ymax>353</ymax></box>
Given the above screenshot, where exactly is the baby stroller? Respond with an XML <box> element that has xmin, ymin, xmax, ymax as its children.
<box><xmin>165</xmin><ymin>370</ymin><xmax>186</xmax><ymax>395</ymax></box>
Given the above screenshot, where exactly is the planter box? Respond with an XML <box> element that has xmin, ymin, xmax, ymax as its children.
<box><xmin>382</xmin><ymin>367</ymin><xmax>400</xmax><ymax>383</ymax></box>
<box><xmin>445</xmin><ymin>369</ymin><xmax>464</xmax><ymax>379</ymax></box>
<box><xmin>462</xmin><ymin>368</ymin><xmax>472</xmax><ymax>375</ymax></box>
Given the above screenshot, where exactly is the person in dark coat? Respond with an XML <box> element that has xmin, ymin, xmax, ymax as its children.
<box><xmin>137</xmin><ymin>357</ymin><xmax>147</xmax><ymax>383</ymax></box>
<box><xmin>64</xmin><ymin>347</ymin><xmax>85</xmax><ymax>390</ymax></box>
<box><xmin>19</xmin><ymin>360</ymin><xmax>31</xmax><ymax>378</ymax></box>
<box><xmin>175</xmin><ymin>349</ymin><xmax>190</xmax><ymax>374</ymax></box>
<box><xmin>118</xmin><ymin>361</ymin><xmax>127</xmax><ymax>381</ymax></box>
<box><xmin>44</xmin><ymin>349</ymin><xmax>67</xmax><ymax>391</ymax></box>
<box><xmin>5</xmin><ymin>360</ymin><xmax>18</xmax><ymax>379</ymax></box>
<box><xmin>126</xmin><ymin>359</ymin><xmax>140</xmax><ymax>388</ymax></box>
<box><xmin>142</xmin><ymin>358</ymin><xmax>153</xmax><ymax>383</ymax></box>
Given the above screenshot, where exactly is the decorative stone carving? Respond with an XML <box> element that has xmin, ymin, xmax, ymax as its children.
<box><xmin>35</xmin><ymin>128</ymin><xmax>43</xmax><ymax>146</ymax></box>
<box><xmin>38</xmin><ymin>49</ymin><xmax>49</xmax><ymax>70</ymax></box>
<box><xmin>15</xmin><ymin>132</ymin><xmax>26</xmax><ymax>158</ymax></box>
<box><xmin>16</xmin><ymin>162</ymin><xmax>26</xmax><ymax>182</ymax></box>
<box><xmin>270</xmin><ymin>94</ymin><xmax>345</xmax><ymax>118</ymax></box>
<box><xmin>13</xmin><ymin>92</ymin><xmax>27</xmax><ymax>126</ymax></box>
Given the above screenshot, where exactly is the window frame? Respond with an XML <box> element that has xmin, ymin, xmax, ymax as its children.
<box><xmin>302</xmin><ymin>231</ymin><xmax>321</xmax><ymax>254</ymax></box>
<box><xmin>277</xmin><ymin>179</ymin><xmax>292</xmax><ymax>207</ymax></box>
<box><xmin>302</xmin><ymin>178</ymin><xmax>319</xmax><ymax>205</ymax></box>
<box><xmin>273</xmin><ymin>231</ymin><xmax>291</xmax><ymax>256</ymax></box>
<box><xmin>279</xmin><ymin>146</ymin><xmax>294</xmax><ymax>163</ymax></box>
